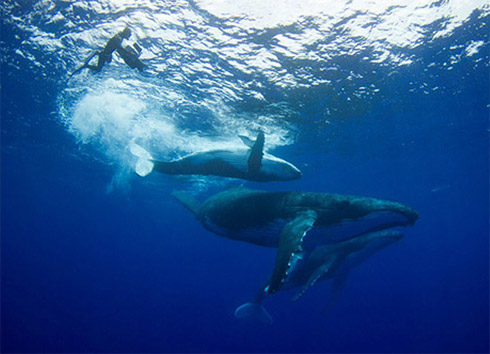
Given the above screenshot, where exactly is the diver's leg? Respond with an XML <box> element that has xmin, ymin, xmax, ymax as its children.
<box><xmin>68</xmin><ymin>51</ymin><xmax>101</xmax><ymax>78</ymax></box>
<box><xmin>83</xmin><ymin>64</ymin><xmax>100</xmax><ymax>72</ymax></box>
<box><xmin>83</xmin><ymin>51</ymin><xmax>110</xmax><ymax>72</ymax></box>
<box><xmin>88</xmin><ymin>54</ymin><xmax>107</xmax><ymax>72</ymax></box>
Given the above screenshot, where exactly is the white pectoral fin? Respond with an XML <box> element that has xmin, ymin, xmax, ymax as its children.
<box><xmin>267</xmin><ymin>210</ymin><xmax>318</xmax><ymax>294</ymax></box>
<box><xmin>129</xmin><ymin>142</ymin><xmax>154</xmax><ymax>177</ymax></box>
<box><xmin>238</xmin><ymin>135</ymin><xmax>254</xmax><ymax>148</ymax></box>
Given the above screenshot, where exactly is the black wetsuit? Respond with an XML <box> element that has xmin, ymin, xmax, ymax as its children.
<box><xmin>70</xmin><ymin>29</ymin><xmax>144</xmax><ymax>77</ymax></box>
<box><xmin>84</xmin><ymin>33</ymin><xmax>126</xmax><ymax>72</ymax></box>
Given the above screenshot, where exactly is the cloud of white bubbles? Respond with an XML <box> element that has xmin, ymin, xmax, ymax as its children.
<box><xmin>69</xmin><ymin>89</ymin><xmax>155</xmax><ymax>191</ymax></box>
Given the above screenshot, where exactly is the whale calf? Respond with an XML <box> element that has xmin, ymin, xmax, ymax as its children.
<box><xmin>172</xmin><ymin>187</ymin><xmax>418</xmax><ymax>295</ymax></box>
<box><xmin>234</xmin><ymin>229</ymin><xmax>405</xmax><ymax>323</ymax></box>
<box><xmin>130</xmin><ymin>131</ymin><xmax>302</xmax><ymax>182</ymax></box>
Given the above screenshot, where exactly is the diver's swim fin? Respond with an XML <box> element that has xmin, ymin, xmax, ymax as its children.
<box><xmin>234</xmin><ymin>302</ymin><xmax>273</xmax><ymax>324</ymax></box>
<box><xmin>68</xmin><ymin>65</ymin><xmax>85</xmax><ymax>79</ymax></box>
<box><xmin>68</xmin><ymin>51</ymin><xmax>98</xmax><ymax>79</ymax></box>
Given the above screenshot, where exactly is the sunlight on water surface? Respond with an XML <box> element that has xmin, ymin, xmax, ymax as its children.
<box><xmin>3</xmin><ymin>0</ymin><xmax>488</xmax><ymax>188</ymax></box>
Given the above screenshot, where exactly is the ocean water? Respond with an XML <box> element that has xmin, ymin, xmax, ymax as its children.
<box><xmin>1</xmin><ymin>0</ymin><xmax>489</xmax><ymax>352</ymax></box>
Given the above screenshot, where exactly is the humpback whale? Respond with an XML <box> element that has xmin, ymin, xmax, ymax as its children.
<box><xmin>172</xmin><ymin>187</ymin><xmax>418</xmax><ymax>295</ymax></box>
<box><xmin>130</xmin><ymin>131</ymin><xmax>302</xmax><ymax>182</ymax></box>
<box><xmin>234</xmin><ymin>229</ymin><xmax>405</xmax><ymax>323</ymax></box>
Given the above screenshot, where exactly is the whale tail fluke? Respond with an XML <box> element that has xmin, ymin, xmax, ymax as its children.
<box><xmin>234</xmin><ymin>302</ymin><xmax>273</xmax><ymax>324</ymax></box>
<box><xmin>130</xmin><ymin>143</ymin><xmax>154</xmax><ymax>177</ymax></box>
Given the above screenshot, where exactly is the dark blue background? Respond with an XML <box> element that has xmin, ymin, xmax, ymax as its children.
<box><xmin>1</xmin><ymin>4</ymin><xmax>489</xmax><ymax>353</ymax></box>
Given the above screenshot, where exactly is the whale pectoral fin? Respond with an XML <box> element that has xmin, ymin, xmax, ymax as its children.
<box><xmin>171</xmin><ymin>190</ymin><xmax>201</xmax><ymax>215</ymax></box>
<box><xmin>234</xmin><ymin>302</ymin><xmax>273</xmax><ymax>324</ymax></box>
<box><xmin>266</xmin><ymin>210</ymin><xmax>318</xmax><ymax>294</ymax></box>
<box><xmin>238</xmin><ymin>135</ymin><xmax>254</xmax><ymax>148</ymax></box>
<box><xmin>321</xmin><ymin>272</ymin><xmax>350</xmax><ymax>317</ymax></box>
<box><xmin>247</xmin><ymin>130</ymin><xmax>265</xmax><ymax>174</ymax></box>
<box><xmin>292</xmin><ymin>254</ymin><xmax>340</xmax><ymax>301</ymax></box>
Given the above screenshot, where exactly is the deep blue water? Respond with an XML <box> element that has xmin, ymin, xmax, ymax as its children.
<box><xmin>1</xmin><ymin>1</ymin><xmax>489</xmax><ymax>352</ymax></box>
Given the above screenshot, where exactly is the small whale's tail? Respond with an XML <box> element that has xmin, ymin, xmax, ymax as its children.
<box><xmin>234</xmin><ymin>302</ymin><xmax>273</xmax><ymax>324</ymax></box>
<box><xmin>129</xmin><ymin>143</ymin><xmax>154</xmax><ymax>177</ymax></box>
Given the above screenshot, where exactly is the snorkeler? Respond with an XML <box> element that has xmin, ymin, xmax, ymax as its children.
<box><xmin>69</xmin><ymin>27</ymin><xmax>145</xmax><ymax>78</ymax></box>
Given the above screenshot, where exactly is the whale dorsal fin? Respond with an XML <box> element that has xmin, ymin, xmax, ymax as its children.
<box><xmin>171</xmin><ymin>190</ymin><xmax>201</xmax><ymax>215</ymax></box>
<box><xmin>247</xmin><ymin>130</ymin><xmax>265</xmax><ymax>174</ymax></box>
<box><xmin>266</xmin><ymin>210</ymin><xmax>318</xmax><ymax>294</ymax></box>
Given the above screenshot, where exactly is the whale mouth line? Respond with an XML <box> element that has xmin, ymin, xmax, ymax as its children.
<box><xmin>307</xmin><ymin>210</ymin><xmax>415</xmax><ymax>246</ymax></box>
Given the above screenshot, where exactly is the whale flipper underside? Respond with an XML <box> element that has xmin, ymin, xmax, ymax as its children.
<box><xmin>172</xmin><ymin>190</ymin><xmax>201</xmax><ymax>215</ymax></box>
<box><xmin>267</xmin><ymin>210</ymin><xmax>318</xmax><ymax>294</ymax></box>
<box><xmin>247</xmin><ymin>130</ymin><xmax>265</xmax><ymax>174</ymax></box>
<box><xmin>234</xmin><ymin>302</ymin><xmax>273</xmax><ymax>324</ymax></box>
<box><xmin>321</xmin><ymin>272</ymin><xmax>349</xmax><ymax>316</ymax></box>
<box><xmin>238</xmin><ymin>135</ymin><xmax>254</xmax><ymax>147</ymax></box>
<box><xmin>292</xmin><ymin>253</ymin><xmax>344</xmax><ymax>301</ymax></box>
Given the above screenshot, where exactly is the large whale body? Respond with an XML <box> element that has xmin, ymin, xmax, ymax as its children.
<box><xmin>172</xmin><ymin>187</ymin><xmax>418</xmax><ymax>295</ymax></box>
<box><xmin>234</xmin><ymin>229</ymin><xmax>405</xmax><ymax>324</ymax></box>
<box><xmin>130</xmin><ymin>131</ymin><xmax>302</xmax><ymax>182</ymax></box>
